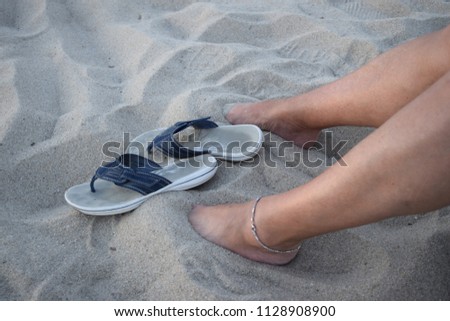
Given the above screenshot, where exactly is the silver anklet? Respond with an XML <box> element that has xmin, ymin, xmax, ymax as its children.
<box><xmin>250</xmin><ymin>196</ymin><xmax>302</xmax><ymax>254</ymax></box>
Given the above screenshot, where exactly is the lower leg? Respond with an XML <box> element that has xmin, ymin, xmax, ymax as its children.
<box><xmin>191</xmin><ymin>71</ymin><xmax>450</xmax><ymax>265</ymax></box>
<box><xmin>226</xmin><ymin>25</ymin><xmax>450</xmax><ymax>145</ymax></box>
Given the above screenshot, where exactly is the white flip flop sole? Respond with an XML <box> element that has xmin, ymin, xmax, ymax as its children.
<box><xmin>64</xmin><ymin>154</ymin><xmax>217</xmax><ymax>216</ymax></box>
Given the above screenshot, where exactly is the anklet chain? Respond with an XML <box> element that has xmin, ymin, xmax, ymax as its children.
<box><xmin>251</xmin><ymin>196</ymin><xmax>302</xmax><ymax>254</ymax></box>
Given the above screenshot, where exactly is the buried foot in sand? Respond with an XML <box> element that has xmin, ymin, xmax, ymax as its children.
<box><xmin>189</xmin><ymin>198</ymin><xmax>300</xmax><ymax>265</ymax></box>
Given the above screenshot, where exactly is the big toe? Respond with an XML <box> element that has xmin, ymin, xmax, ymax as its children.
<box><xmin>188</xmin><ymin>205</ymin><xmax>205</xmax><ymax>227</ymax></box>
<box><xmin>223</xmin><ymin>103</ymin><xmax>236</xmax><ymax>119</ymax></box>
<box><xmin>224</xmin><ymin>103</ymin><xmax>254</xmax><ymax>124</ymax></box>
<box><xmin>188</xmin><ymin>205</ymin><xmax>215</xmax><ymax>240</ymax></box>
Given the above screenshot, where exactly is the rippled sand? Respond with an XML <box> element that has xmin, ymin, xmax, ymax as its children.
<box><xmin>1</xmin><ymin>0</ymin><xmax>449</xmax><ymax>300</ymax></box>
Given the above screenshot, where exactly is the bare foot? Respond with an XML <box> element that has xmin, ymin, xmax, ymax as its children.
<box><xmin>225</xmin><ymin>98</ymin><xmax>321</xmax><ymax>148</ymax></box>
<box><xmin>188</xmin><ymin>199</ymin><xmax>301</xmax><ymax>265</ymax></box>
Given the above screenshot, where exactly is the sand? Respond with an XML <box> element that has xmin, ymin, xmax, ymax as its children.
<box><xmin>1</xmin><ymin>0</ymin><xmax>449</xmax><ymax>300</ymax></box>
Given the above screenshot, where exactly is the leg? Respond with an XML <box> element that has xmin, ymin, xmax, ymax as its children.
<box><xmin>190</xmin><ymin>70</ymin><xmax>450</xmax><ymax>265</ymax></box>
<box><xmin>226</xmin><ymin>25</ymin><xmax>450</xmax><ymax>146</ymax></box>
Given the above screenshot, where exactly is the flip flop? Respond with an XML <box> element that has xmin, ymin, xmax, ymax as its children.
<box><xmin>64</xmin><ymin>152</ymin><xmax>217</xmax><ymax>216</ymax></box>
<box><xmin>141</xmin><ymin>117</ymin><xmax>263</xmax><ymax>161</ymax></box>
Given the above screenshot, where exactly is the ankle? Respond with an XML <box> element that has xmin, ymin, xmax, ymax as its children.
<box><xmin>246</xmin><ymin>196</ymin><xmax>303</xmax><ymax>252</ymax></box>
<box><xmin>275</xmin><ymin>95</ymin><xmax>320</xmax><ymax>131</ymax></box>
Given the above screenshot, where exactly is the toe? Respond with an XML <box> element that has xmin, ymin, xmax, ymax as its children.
<box><xmin>223</xmin><ymin>103</ymin><xmax>236</xmax><ymax>119</ymax></box>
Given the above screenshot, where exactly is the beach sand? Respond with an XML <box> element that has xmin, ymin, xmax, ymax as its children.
<box><xmin>1</xmin><ymin>0</ymin><xmax>449</xmax><ymax>300</ymax></box>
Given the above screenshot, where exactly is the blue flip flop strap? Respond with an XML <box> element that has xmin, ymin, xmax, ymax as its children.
<box><xmin>90</xmin><ymin>154</ymin><xmax>172</xmax><ymax>195</ymax></box>
<box><xmin>151</xmin><ymin>117</ymin><xmax>218</xmax><ymax>158</ymax></box>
